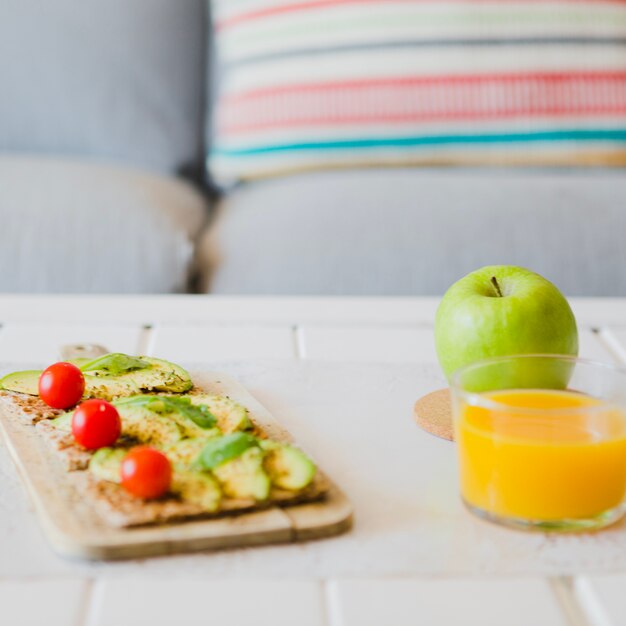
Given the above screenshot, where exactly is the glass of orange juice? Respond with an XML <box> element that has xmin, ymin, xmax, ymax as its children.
<box><xmin>450</xmin><ymin>355</ymin><xmax>626</xmax><ymax>531</ymax></box>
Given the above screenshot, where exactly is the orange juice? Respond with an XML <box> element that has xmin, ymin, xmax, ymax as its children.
<box><xmin>457</xmin><ymin>389</ymin><xmax>626</xmax><ymax>521</ymax></box>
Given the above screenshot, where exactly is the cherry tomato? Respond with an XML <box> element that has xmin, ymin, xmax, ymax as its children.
<box><xmin>38</xmin><ymin>362</ymin><xmax>85</xmax><ymax>409</ymax></box>
<box><xmin>120</xmin><ymin>446</ymin><xmax>172</xmax><ymax>499</ymax></box>
<box><xmin>71</xmin><ymin>399</ymin><xmax>121</xmax><ymax>450</ymax></box>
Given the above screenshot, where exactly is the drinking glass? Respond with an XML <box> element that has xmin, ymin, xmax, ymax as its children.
<box><xmin>450</xmin><ymin>355</ymin><xmax>626</xmax><ymax>531</ymax></box>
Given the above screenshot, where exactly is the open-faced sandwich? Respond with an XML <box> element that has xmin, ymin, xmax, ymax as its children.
<box><xmin>0</xmin><ymin>353</ymin><xmax>326</xmax><ymax>528</ymax></box>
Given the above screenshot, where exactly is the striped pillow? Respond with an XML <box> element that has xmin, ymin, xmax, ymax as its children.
<box><xmin>209</xmin><ymin>0</ymin><xmax>626</xmax><ymax>184</ymax></box>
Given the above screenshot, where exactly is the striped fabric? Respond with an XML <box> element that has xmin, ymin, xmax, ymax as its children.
<box><xmin>209</xmin><ymin>0</ymin><xmax>626</xmax><ymax>184</ymax></box>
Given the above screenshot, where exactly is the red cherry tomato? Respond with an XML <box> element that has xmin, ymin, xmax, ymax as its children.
<box><xmin>120</xmin><ymin>446</ymin><xmax>172</xmax><ymax>500</ymax></box>
<box><xmin>38</xmin><ymin>362</ymin><xmax>85</xmax><ymax>409</ymax></box>
<box><xmin>71</xmin><ymin>399</ymin><xmax>121</xmax><ymax>450</ymax></box>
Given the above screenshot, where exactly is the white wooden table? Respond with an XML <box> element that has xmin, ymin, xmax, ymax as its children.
<box><xmin>2</xmin><ymin>295</ymin><xmax>626</xmax><ymax>626</ymax></box>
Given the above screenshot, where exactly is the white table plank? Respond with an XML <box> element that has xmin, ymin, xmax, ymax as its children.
<box><xmin>148</xmin><ymin>325</ymin><xmax>296</xmax><ymax>360</ymax></box>
<box><xmin>570</xmin><ymin>300</ymin><xmax>626</xmax><ymax>327</ymax></box>
<box><xmin>299</xmin><ymin>326</ymin><xmax>437</xmax><ymax>362</ymax></box>
<box><xmin>0</xmin><ymin>295</ymin><xmax>619</xmax><ymax>327</ymax></box>
<box><xmin>597</xmin><ymin>328</ymin><xmax>626</xmax><ymax>365</ymax></box>
<box><xmin>0</xmin><ymin>323</ymin><xmax>143</xmax><ymax>364</ymax></box>
<box><xmin>0</xmin><ymin>295</ymin><xmax>440</xmax><ymax>325</ymax></box>
<box><xmin>574</xmin><ymin>576</ymin><xmax>625</xmax><ymax>626</ymax></box>
<box><xmin>578</xmin><ymin>327</ymin><xmax>618</xmax><ymax>363</ymax></box>
<box><xmin>299</xmin><ymin>325</ymin><xmax>611</xmax><ymax>364</ymax></box>
<box><xmin>328</xmin><ymin>579</ymin><xmax>569</xmax><ymax>626</ymax></box>
<box><xmin>88</xmin><ymin>579</ymin><xmax>324</xmax><ymax>626</ymax></box>
<box><xmin>0</xmin><ymin>579</ymin><xmax>87</xmax><ymax>626</ymax></box>
<box><xmin>0</xmin><ymin>319</ymin><xmax>607</xmax><ymax>367</ymax></box>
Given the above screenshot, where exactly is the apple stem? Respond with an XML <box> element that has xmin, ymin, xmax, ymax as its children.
<box><xmin>491</xmin><ymin>276</ymin><xmax>504</xmax><ymax>298</ymax></box>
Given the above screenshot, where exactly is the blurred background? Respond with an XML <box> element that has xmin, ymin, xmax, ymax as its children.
<box><xmin>1</xmin><ymin>0</ymin><xmax>626</xmax><ymax>296</ymax></box>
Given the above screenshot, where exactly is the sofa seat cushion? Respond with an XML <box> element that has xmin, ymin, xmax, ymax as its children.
<box><xmin>200</xmin><ymin>168</ymin><xmax>626</xmax><ymax>296</ymax></box>
<box><xmin>0</xmin><ymin>157</ymin><xmax>207</xmax><ymax>293</ymax></box>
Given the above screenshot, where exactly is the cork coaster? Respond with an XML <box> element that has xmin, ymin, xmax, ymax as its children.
<box><xmin>413</xmin><ymin>388</ymin><xmax>454</xmax><ymax>441</ymax></box>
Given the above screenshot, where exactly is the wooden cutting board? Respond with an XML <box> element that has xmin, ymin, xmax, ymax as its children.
<box><xmin>0</xmin><ymin>371</ymin><xmax>353</xmax><ymax>560</ymax></box>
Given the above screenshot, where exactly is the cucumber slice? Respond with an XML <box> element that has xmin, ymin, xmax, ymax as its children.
<box><xmin>189</xmin><ymin>394</ymin><xmax>252</xmax><ymax>433</ymax></box>
<box><xmin>0</xmin><ymin>358</ymin><xmax>101</xmax><ymax>395</ymax></box>
<box><xmin>171</xmin><ymin>470</ymin><xmax>221</xmax><ymax>511</ymax></box>
<box><xmin>163</xmin><ymin>438</ymin><xmax>216</xmax><ymax>470</ymax></box>
<box><xmin>89</xmin><ymin>447</ymin><xmax>126</xmax><ymax>483</ymax></box>
<box><xmin>169</xmin><ymin>416</ymin><xmax>220</xmax><ymax>440</ymax></box>
<box><xmin>261</xmin><ymin>442</ymin><xmax>316</xmax><ymax>491</ymax></box>
<box><xmin>0</xmin><ymin>370</ymin><xmax>40</xmax><ymax>395</ymax></box>
<box><xmin>213</xmin><ymin>447</ymin><xmax>271</xmax><ymax>501</ymax></box>
<box><xmin>50</xmin><ymin>412</ymin><xmax>73</xmax><ymax>432</ymax></box>
<box><xmin>118</xmin><ymin>405</ymin><xmax>183</xmax><ymax>447</ymax></box>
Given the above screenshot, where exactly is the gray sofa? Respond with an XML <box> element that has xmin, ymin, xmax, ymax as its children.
<box><xmin>1</xmin><ymin>0</ymin><xmax>624</xmax><ymax>296</ymax></box>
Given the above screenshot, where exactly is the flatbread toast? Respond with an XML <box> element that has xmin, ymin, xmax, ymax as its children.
<box><xmin>0</xmin><ymin>389</ymin><xmax>329</xmax><ymax>528</ymax></box>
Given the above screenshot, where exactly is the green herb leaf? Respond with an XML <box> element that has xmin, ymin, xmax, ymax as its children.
<box><xmin>115</xmin><ymin>395</ymin><xmax>217</xmax><ymax>429</ymax></box>
<box><xmin>196</xmin><ymin>433</ymin><xmax>259</xmax><ymax>470</ymax></box>
<box><xmin>80</xmin><ymin>353</ymin><xmax>151</xmax><ymax>376</ymax></box>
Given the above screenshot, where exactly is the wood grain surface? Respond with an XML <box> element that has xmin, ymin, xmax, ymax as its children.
<box><xmin>0</xmin><ymin>372</ymin><xmax>353</xmax><ymax>560</ymax></box>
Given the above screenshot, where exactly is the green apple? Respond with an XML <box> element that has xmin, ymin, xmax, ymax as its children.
<box><xmin>435</xmin><ymin>266</ymin><xmax>578</xmax><ymax>390</ymax></box>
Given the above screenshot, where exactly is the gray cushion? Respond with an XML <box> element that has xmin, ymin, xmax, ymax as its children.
<box><xmin>201</xmin><ymin>168</ymin><xmax>626</xmax><ymax>296</ymax></box>
<box><xmin>0</xmin><ymin>157</ymin><xmax>207</xmax><ymax>293</ymax></box>
<box><xmin>0</xmin><ymin>0</ymin><xmax>206</xmax><ymax>176</ymax></box>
